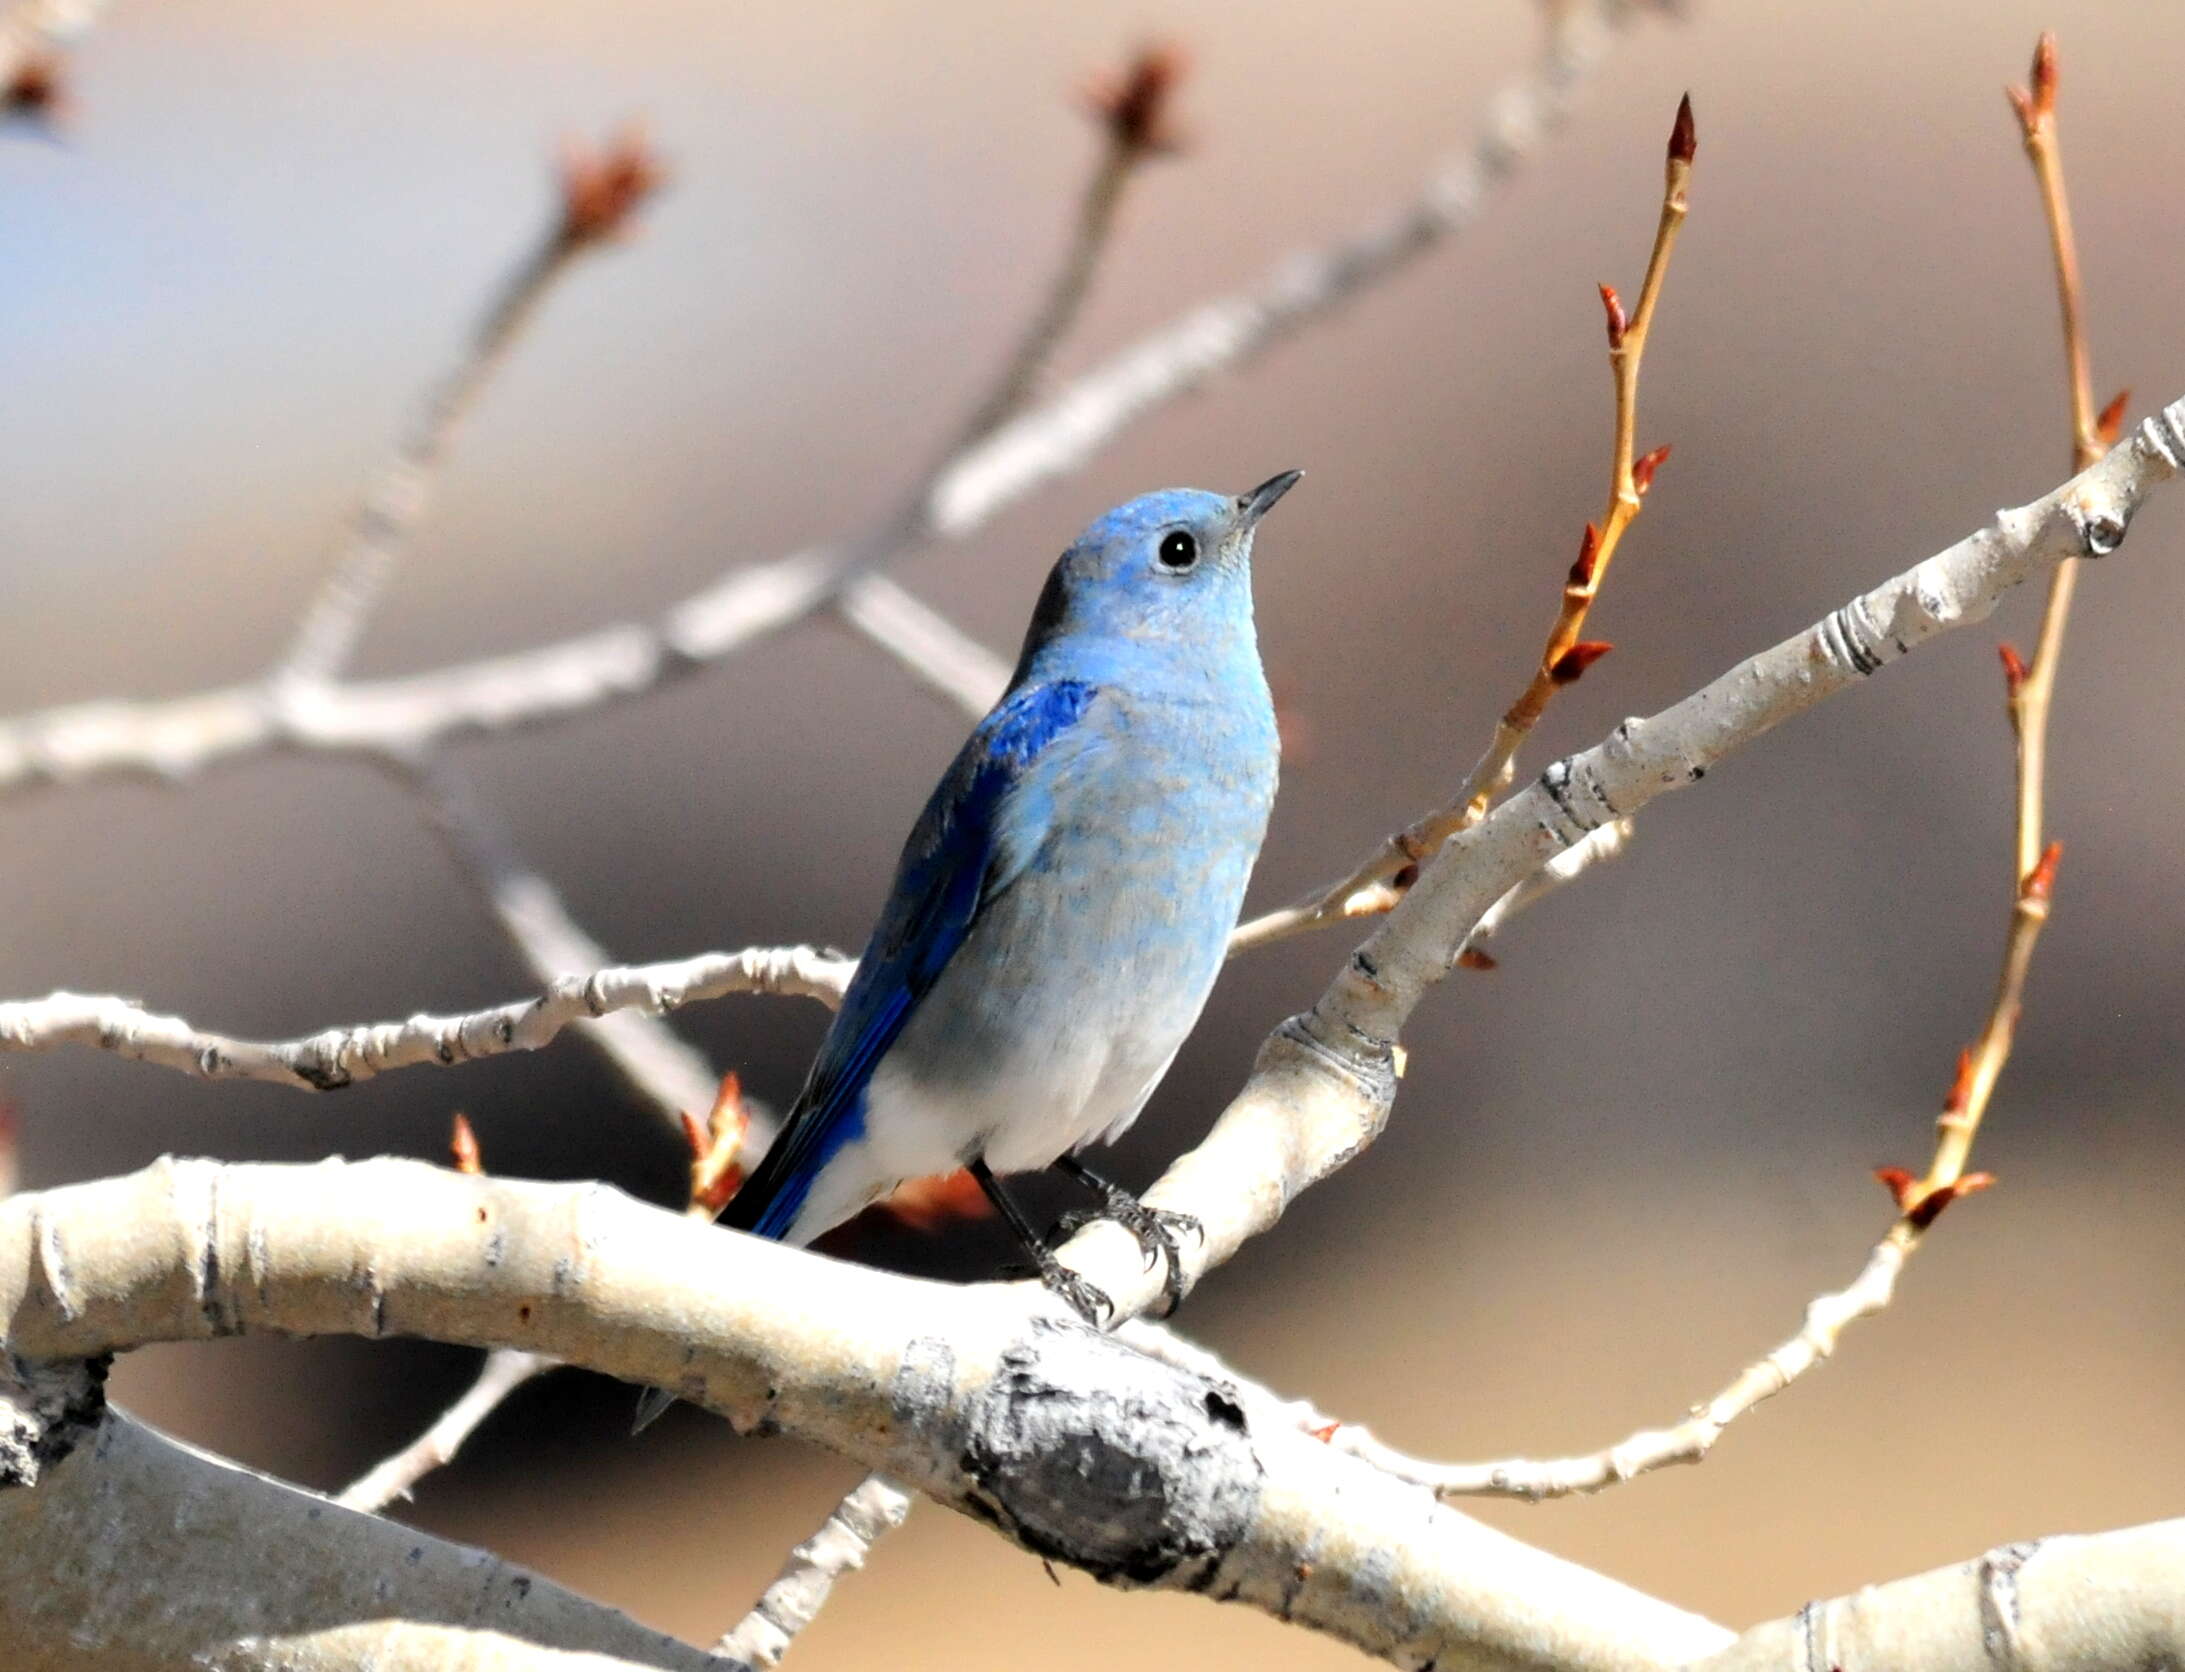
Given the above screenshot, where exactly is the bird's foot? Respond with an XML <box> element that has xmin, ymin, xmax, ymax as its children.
<box><xmin>1050</xmin><ymin>1186</ymin><xmax>1201</xmax><ymax>1319</ymax></box>
<box><xmin>1003</xmin><ymin>1250</ymin><xmax>1114</xmax><ymax>1327</ymax></box>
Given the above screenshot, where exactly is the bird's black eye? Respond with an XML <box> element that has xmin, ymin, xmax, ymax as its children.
<box><xmin>1156</xmin><ymin>530</ymin><xmax>1199</xmax><ymax>572</ymax></box>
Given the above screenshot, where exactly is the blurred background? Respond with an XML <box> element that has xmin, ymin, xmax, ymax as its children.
<box><xmin>3</xmin><ymin>0</ymin><xmax>2183</xmax><ymax>1662</ymax></box>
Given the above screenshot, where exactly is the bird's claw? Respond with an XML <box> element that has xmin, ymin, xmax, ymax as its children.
<box><xmin>1049</xmin><ymin>1201</ymin><xmax>1200</xmax><ymax>1318</ymax></box>
<box><xmin>1005</xmin><ymin>1254</ymin><xmax>1114</xmax><ymax>1327</ymax></box>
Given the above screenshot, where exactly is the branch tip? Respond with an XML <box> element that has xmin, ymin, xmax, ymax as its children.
<box><xmin>1667</xmin><ymin>92</ymin><xmax>1696</xmax><ymax>166</ymax></box>
<box><xmin>1083</xmin><ymin>41</ymin><xmax>1191</xmax><ymax>155</ymax></box>
<box><xmin>449</xmin><ymin>1113</ymin><xmax>484</xmax><ymax>1176</ymax></box>
<box><xmin>556</xmin><ymin>123</ymin><xmax>667</xmax><ymax>247</ymax></box>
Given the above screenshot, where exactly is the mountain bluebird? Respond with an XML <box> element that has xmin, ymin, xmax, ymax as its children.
<box><xmin>634</xmin><ymin>472</ymin><xmax>1297</xmax><ymax>1429</ymax></box>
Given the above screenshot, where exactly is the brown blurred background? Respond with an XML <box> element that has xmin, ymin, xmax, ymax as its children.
<box><xmin>3</xmin><ymin>0</ymin><xmax>2183</xmax><ymax>1662</ymax></box>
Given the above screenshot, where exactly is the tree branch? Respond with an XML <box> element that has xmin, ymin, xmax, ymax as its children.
<box><xmin>0</xmin><ymin>946</ymin><xmax>847</xmax><ymax>1092</ymax></box>
<box><xmin>1233</xmin><ymin>91</ymin><xmax>1694</xmax><ymax>953</ymax></box>
<box><xmin>0</xmin><ymin>0</ymin><xmax>1644</xmax><ymax>797</ymax></box>
<box><xmin>1048</xmin><ymin>398</ymin><xmax>2184</xmax><ymax>1325</ymax></box>
<box><xmin>714</xmin><ymin>1474</ymin><xmax>914</xmax><ymax>1668</ymax></box>
<box><xmin>0</xmin><ymin>1157</ymin><xmax>1732</xmax><ymax>1672</ymax></box>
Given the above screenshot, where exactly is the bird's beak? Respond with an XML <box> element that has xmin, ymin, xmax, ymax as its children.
<box><xmin>1236</xmin><ymin>469</ymin><xmax>1303</xmax><ymax>527</ymax></box>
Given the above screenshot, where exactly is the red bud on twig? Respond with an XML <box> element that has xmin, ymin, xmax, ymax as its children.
<box><xmin>1456</xmin><ymin>946</ymin><xmax>1498</xmax><ymax>971</ymax></box>
<box><xmin>1084</xmin><ymin>41</ymin><xmax>1191</xmax><ymax>155</ymax></box>
<box><xmin>1998</xmin><ymin>641</ymin><xmax>2029</xmax><ymax>697</ymax></box>
<box><xmin>1943</xmin><ymin>1047</ymin><xmax>1977</xmax><ymax>1115</ymax></box>
<box><xmin>2096</xmin><ymin>389</ymin><xmax>2131</xmax><ymax>448</ymax></box>
<box><xmin>1568</xmin><ymin>522</ymin><xmax>1602</xmax><ymax>588</ymax></box>
<box><xmin>1598</xmin><ymin>282</ymin><xmax>1628</xmax><ymax>349</ymax></box>
<box><xmin>557</xmin><ymin>124</ymin><xmax>666</xmax><ymax>247</ymax></box>
<box><xmin>1874</xmin><ymin>1165</ymin><xmax>1918</xmax><ymax>1211</ymax></box>
<box><xmin>1667</xmin><ymin>92</ymin><xmax>1697</xmax><ymax>166</ymax></box>
<box><xmin>2023</xmin><ymin>840</ymin><xmax>2063</xmax><ymax>902</ymax></box>
<box><xmin>1631</xmin><ymin>443</ymin><xmax>1673</xmax><ymax>496</ymax></box>
<box><xmin>1550</xmin><ymin>640</ymin><xmax>1615</xmax><ymax>685</ymax></box>
<box><xmin>2029</xmin><ymin>32</ymin><xmax>2058</xmax><ymax>116</ymax></box>
<box><xmin>449</xmin><ymin>1113</ymin><xmax>484</xmax><ymax>1176</ymax></box>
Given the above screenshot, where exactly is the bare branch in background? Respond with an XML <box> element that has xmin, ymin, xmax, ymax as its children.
<box><xmin>274</xmin><ymin>126</ymin><xmax>666</xmax><ymax>690</ymax></box>
<box><xmin>0</xmin><ymin>0</ymin><xmax>1648</xmax><ymax>796</ymax></box>
<box><xmin>715</xmin><ymin>1475</ymin><xmax>915</xmax><ymax>1668</ymax></box>
<box><xmin>1234</xmin><ymin>90</ymin><xmax>1694</xmax><ymax>953</ymax></box>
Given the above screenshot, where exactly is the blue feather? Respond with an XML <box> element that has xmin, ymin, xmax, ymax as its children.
<box><xmin>722</xmin><ymin>679</ymin><xmax>1099</xmax><ymax>1240</ymax></box>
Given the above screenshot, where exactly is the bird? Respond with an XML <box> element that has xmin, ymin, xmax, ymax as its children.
<box><xmin>634</xmin><ymin>471</ymin><xmax>1298</xmax><ymax>1431</ymax></box>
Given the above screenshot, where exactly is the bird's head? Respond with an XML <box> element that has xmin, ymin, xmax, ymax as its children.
<box><xmin>1014</xmin><ymin>471</ymin><xmax>1302</xmax><ymax>668</ymax></box>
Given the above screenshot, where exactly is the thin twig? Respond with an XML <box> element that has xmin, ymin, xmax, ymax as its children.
<box><xmin>1264</xmin><ymin>41</ymin><xmax>2128</xmax><ymax>1502</ymax></box>
<box><xmin>275</xmin><ymin>128</ymin><xmax>665</xmax><ymax>690</ymax></box>
<box><xmin>0</xmin><ymin>946</ymin><xmax>848</xmax><ymax>1091</ymax></box>
<box><xmin>1232</xmin><ymin>92</ymin><xmax>1694</xmax><ymax>953</ymax></box>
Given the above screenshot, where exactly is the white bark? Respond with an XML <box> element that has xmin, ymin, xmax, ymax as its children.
<box><xmin>0</xmin><ymin>1158</ymin><xmax>1732</xmax><ymax>1671</ymax></box>
<box><xmin>0</xmin><ymin>947</ymin><xmax>848</xmax><ymax>1092</ymax></box>
<box><xmin>0</xmin><ymin>1361</ymin><xmax>731</xmax><ymax>1672</ymax></box>
<box><xmin>714</xmin><ymin>1474</ymin><xmax>914</xmax><ymax>1667</ymax></box>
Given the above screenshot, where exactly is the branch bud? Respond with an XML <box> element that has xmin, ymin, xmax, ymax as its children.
<box><xmin>2022</xmin><ymin>840</ymin><xmax>2063</xmax><ymax>903</ymax></box>
<box><xmin>1456</xmin><ymin>946</ymin><xmax>1498</xmax><ymax>971</ymax></box>
<box><xmin>2096</xmin><ymin>389</ymin><xmax>2131</xmax><ymax>448</ymax></box>
<box><xmin>449</xmin><ymin>1113</ymin><xmax>484</xmax><ymax>1176</ymax></box>
<box><xmin>1568</xmin><ymin>522</ymin><xmax>1602</xmax><ymax>588</ymax></box>
<box><xmin>1943</xmin><ymin>1047</ymin><xmax>1976</xmax><ymax>1115</ymax></box>
<box><xmin>1550</xmin><ymin>640</ymin><xmax>1614</xmax><ymax>685</ymax></box>
<box><xmin>1667</xmin><ymin>92</ymin><xmax>1697</xmax><ymax>166</ymax></box>
<box><xmin>1998</xmin><ymin>641</ymin><xmax>2029</xmax><ymax>697</ymax></box>
<box><xmin>1598</xmin><ymin>282</ymin><xmax>1628</xmax><ymax>349</ymax></box>
<box><xmin>1084</xmin><ymin>41</ymin><xmax>1191</xmax><ymax>155</ymax></box>
<box><xmin>556</xmin><ymin>123</ymin><xmax>666</xmax><ymax>248</ymax></box>
<box><xmin>1631</xmin><ymin>443</ymin><xmax>1672</xmax><ymax>496</ymax></box>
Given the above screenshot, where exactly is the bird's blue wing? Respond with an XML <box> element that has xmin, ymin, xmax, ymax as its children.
<box><xmin>721</xmin><ymin>678</ymin><xmax>1100</xmax><ymax>1240</ymax></box>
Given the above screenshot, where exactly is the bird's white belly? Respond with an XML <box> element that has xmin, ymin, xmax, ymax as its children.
<box><xmin>864</xmin><ymin>1014</ymin><xmax>1184</xmax><ymax>1179</ymax></box>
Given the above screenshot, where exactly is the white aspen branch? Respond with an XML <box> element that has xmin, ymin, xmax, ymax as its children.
<box><xmin>714</xmin><ymin>1474</ymin><xmax>914</xmax><ymax>1668</ymax></box>
<box><xmin>0</xmin><ymin>0</ymin><xmax>1642</xmax><ymax>797</ymax></box>
<box><xmin>1690</xmin><ymin>1516</ymin><xmax>2185</xmax><ymax>1672</ymax></box>
<box><xmin>0</xmin><ymin>948</ymin><xmax>848</xmax><ymax>1092</ymax></box>
<box><xmin>0</xmin><ymin>1360</ymin><xmax>734</xmax><ymax>1672</ymax></box>
<box><xmin>1042</xmin><ymin>400</ymin><xmax>2185</xmax><ymax>1325</ymax></box>
<box><xmin>0</xmin><ymin>1157</ymin><xmax>1732</xmax><ymax>1672</ymax></box>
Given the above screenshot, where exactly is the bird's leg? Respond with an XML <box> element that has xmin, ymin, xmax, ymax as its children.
<box><xmin>969</xmin><ymin>1158</ymin><xmax>1112</xmax><ymax>1327</ymax></box>
<box><xmin>1048</xmin><ymin>1154</ymin><xmax>1201</xmax><ymax>1318</ymax></box>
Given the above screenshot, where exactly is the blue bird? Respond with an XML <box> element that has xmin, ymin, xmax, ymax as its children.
<box><xmin>634</xmin><ymin>472</ymin><xmax>1298</xmax><ymax>1430</ymax></box>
